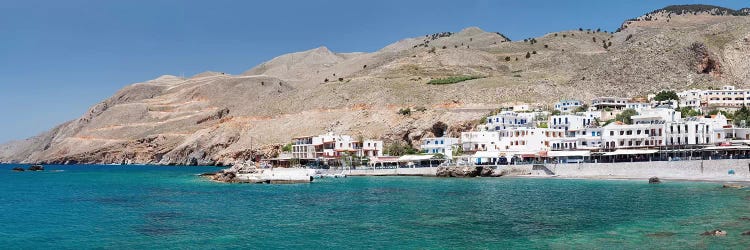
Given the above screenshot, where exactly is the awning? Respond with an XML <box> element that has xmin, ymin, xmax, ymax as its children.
<box><xmin>397</xmin><ymin>155</ymin><xmax>436</xmax><ymax>162</ymax></box>
<box><xmin>472</xmin><ymin>151</ymin><xmax>500</xmax><ymax>158</ymax></box>
<box><xmin>547</xmin><ymin>150</ymin><xmax>591</xmax><ymax>157</ymax></box>
<box><xmin>604</xmin><ymin>149</ymin><xmax>659</xmax><ymax>156</ymax></box>
<box><xmin>369</xmin><ymin>156</ymin><xmax>400</xmax><ymax>163</ymax></box>
<box><xmin>703</xmin><ymin>146</ymin><xmax>750</xmax><ymax>150</ymax></box>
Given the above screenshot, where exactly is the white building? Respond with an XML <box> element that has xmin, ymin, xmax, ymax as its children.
<box><xmin>592</xmin><ymin>97</ymin><xmax>630</xmax><ymax>110</ymax></box>
<box><xmin>554</xmin><ymin>99</ymin><xmax>583</xmax><ymax>113</ymax></box>
<box><xmin>291</xmin><ymin>133</ymin><xmax>383</xmax><ymax>160</ymax></box>
<box><xmin>664</xmin><ymin>114</ymin><xmax>727</xmax><ymax>146</ymax></box>
<box><xmin>461</xmin><ymin>131</ymin><xmax>501</xmax><ymax>153</ymax></box>
<box><xmin>677</xmin><ymin>89</ymin><xmax>703</xmax><ymax>110</ymax></box>
<box><xmin>625</xmin><ymin>102</ymin><xmax>651</xmax><ymax>111</ymax></box>
<box><xmin>600</xmin><ymin>122</ymin><xmax>666</xmax><ymax>149</ymax></box>
<box><xmin>549</xmin><ymin>115</ymin><xmax>594</xmax><ymax>132</ymax></box>
<box><xmin>512</xmin><ymin>104</ymin><xmax>530</xmax><ymax>112</ymax></box>
<box><xmin>702</xmin><ymin>85</ymin><xmax>750</xmax><ymax>109</ymax></box>
<box><xmin>486</xmin><ymin>111</ymin><xmax>533</xmax><ymax>131</ymax></box>
<box><xmin>632</xmin><ymin>108</ymin><xmax>681</xmax><ymax>124</ymax></box>
<box><xmin>420</xmin><ymin>137</ymin><xmax>460</xmax><ymax>158</ymax></box>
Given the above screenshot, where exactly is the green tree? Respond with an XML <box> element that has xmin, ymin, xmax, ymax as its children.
<box><xmin>282</xmin><ymin>143</ymin><xmax>293</xmax><ymax>152</ymax></box>
<box><xmin>525</xmin><ymin>52</ymin><xmax>531</xmax><ymax>59</ymax></box>
<box><xmin>615</xmin><ymin>109</ymin><xmax>638</xmax><ymax>124</ymax></box>
<box><xmin>550</xmin><ymin>110</ymin><xmax>562</xmax><ymax>116</ymax></box>
<box><xmin>431</xmin><ymin>121</ymin><xmax>449</xmax><ymax>137</ymax></box>
<box><xmin>734</xmin><ymin>106</ymin><xmax>750</xmax><ymax>127</ymax></box>
<box><xmin>573</xmin><ymin>104</ymin><xmax>589</xmax><ymax>113</ymax></box>
<box><xmin>709</xmin><ymin>110</ymin><xmax>734</xmax><ymax>120</ymax></box>
<box><xmin>654</xmin><ymin>90</ymin><xmax>679</xmax><ymax>102</ymax></box>
<box><xmin>398</xmin><ymin>108</ymin><xmax>412</xmax><ymax>116</ymax></box>
<box><xmin>679</xmin><ymin>107</ymin><xmax>701</xmax><ymax>118</ymax></box>
<box><xmin>452</xmin><ymin>146</ymin><xmax>463</xmax><ymax>157</ymax></box>
<box><xmin>386</xmin><ymin>141</ymin><xmax>417</xmax><ymax>156</ymax></box>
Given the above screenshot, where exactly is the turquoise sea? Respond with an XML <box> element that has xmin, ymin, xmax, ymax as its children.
<box><xmin>1</xmin><ymin>164</ymin><xmax>750</xmax><ymax>249</ymax></box>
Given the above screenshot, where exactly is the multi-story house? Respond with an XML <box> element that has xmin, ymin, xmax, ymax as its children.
<box><xmin>554</xmin><ymin>100</ymin><xmax>583</xmax><ymax>114</ymax></box>
<box><xmin>592</xmin><ymin>97</ymin><xmax>630</xmax><ymax>110</ymax></box>
<box><xmin>291</xmin><ymin>133</ymin><xmax>383</xmax><ymax>160</ymax></box>
<box><xmin>461</xmin><ymin>131</ymin><xmax>501</xmax><ymax>153</ymax></box>
<box><xmin>549</xmin><ymin>115</ymin><xmax>594</xmax><ymax>134</ymax></box>
<box><xmin>486</xmin><ymin>111</ymin><xmax>533</xmax><ymax>131</ymax></box>
<box><xmin>421</xmin><ymin>137</ymin><xmax>460</xmax><ymax>158</ymax></box>
<box><xmin>600</xmin><ymin>123</ymin><xmax>665</xmax><ymax>149</ymax></box>
<box><xmin>702</xmin><ymin>85</ymin><xmax>750</xmax><ymax>109</ymax></box>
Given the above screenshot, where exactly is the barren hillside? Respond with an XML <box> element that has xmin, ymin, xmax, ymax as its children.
<box><xmin>2</xmin><ymin>5</ymin><xmax>749</xmax><ymax>165</ymax></box>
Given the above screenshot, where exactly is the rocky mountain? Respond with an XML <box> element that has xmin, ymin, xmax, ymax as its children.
<box><xmin>2</xmin><ymin>5</ymin><xmax>750</xmax><ymax>165</ymax></box>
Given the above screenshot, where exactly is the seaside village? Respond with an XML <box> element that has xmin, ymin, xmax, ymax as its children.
<box><xmin>270</xmin><ymin>86</ymin><xmax>750</xmax><ymax>169</ymax></box>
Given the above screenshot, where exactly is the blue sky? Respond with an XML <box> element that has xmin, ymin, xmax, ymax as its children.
<box><xmin>0</xmin><ymin>0</ymin><xmax>747</xmax><ymax>143</ymax></box>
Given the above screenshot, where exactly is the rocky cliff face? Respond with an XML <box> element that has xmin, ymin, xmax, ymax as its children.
<box><xmin>2</xmin><ymin>6</ymin><xmax>750</xmax><ymax>165</ymax></box>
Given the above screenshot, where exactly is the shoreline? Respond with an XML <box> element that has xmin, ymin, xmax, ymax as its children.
<box><xmin>510</xmin><ymin>174</ymin><xmax>750</xmax><ymax>184</ymax></box>
<box><xmin>5</xmin><ymin>162</ymin><xmax>750</xmax><ymax>184</ymax></box>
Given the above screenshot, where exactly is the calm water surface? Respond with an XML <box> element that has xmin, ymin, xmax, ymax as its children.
<box><xmin>1</xmin><ymin>164</ymin><xmax>749</xmax><ymax>249</ymax></box>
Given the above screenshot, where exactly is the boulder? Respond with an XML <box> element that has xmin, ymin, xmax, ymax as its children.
<box><xmin>212</xmin><ymin>171</ymin><xmax>236</xmax><ymax>182</ymax></box>
<box><xmin>436</xmin><ymin>166</ymin><xmax>504</xmax><ymax>178</ymax></box>
<box><xmin>27</xmin><ymin>165</ymin><xmax>44</xmax><ymax>171</ymax></box>
<box><xmin>648</xmin><ymin>177</ymin><xmax>661</xmax><ymax>184</ymax></box>
<box><xmin>11</xmin><ymin>167</ymin><xmax>24</xmax><ymax>172</ymax></box>
<box><xmin>742</xmin><ymin>231</ymin><xmax>750</xmax><ymax>236</ymax></box>
<box><xmin>701</xmin><ymin>230</ymin><xmax>727</xmax><ymax>236</ymax></box>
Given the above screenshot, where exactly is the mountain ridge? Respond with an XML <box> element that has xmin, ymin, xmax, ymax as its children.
<box><xmin>2</xmin><ymin>5</ymin><xmax>749</xmax><ymax>165</ymax></box>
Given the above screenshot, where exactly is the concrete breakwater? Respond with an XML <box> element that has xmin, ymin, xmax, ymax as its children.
<box><xmin>206</xmin><ymin>164</ymin><xmax>314</xmax><ymax>184</ymax></box>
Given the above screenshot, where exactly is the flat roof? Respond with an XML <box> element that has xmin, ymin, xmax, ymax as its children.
<box><xmin>604</xmin><ymin>149</ymin><xmax>659</xmax><ymax>156</ymax></box>
<box><xmin>703</xmin><ymin>146</ymin><xmax>750</xmax><ymax>150</ymax></box>
<box><xmin>398</xmin><ymin>155</ymin><xmax>437</xmax><ymax>161</ymax></box>
<box><xmin>547</xmin><ymin>151</ymin><xmax>591</xmax><ymax>157</ymax></box>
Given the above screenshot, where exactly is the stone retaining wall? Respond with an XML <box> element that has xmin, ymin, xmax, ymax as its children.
<box><xmin>517</xmin><ymin>159</ymin><xmax>750</xmax><ymax>180</ymax></box>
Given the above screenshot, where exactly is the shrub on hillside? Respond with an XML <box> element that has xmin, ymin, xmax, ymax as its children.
<box><xmin>427</xmin><ymin>76</ymin><xmax>481</xmax><ymax>85</ymax></box>
<box><xmin>398</xmin><ymin>108</ymin><xmax>412</xmax><ymax>116</ymax></box>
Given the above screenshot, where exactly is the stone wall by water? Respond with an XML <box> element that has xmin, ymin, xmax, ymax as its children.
<box><xmin>527</xmin><ymin>159</ymin><xmax>750</xmax><ymax>179</ymax></box>
<box><xmin>322</xmin><ymin>159</ymin><xmax>750</xmax><ymax>180</ymax></box>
